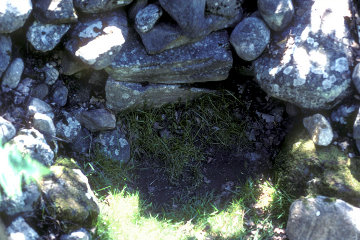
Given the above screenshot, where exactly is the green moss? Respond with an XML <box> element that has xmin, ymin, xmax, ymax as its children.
<box><xmin>54</xmin><ymin>157</ymin><xmax>80</xmax><ymax>169</ymax></box>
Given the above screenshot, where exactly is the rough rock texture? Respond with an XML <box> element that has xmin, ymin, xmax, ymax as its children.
<box><xmin>11</xmin><ymin>128</ymin><xmax>54</xmax><ymax>166</ymax></box>
<box><xmin>56</xmin><ymin>111</ymin><xmax>81</xmax><ymax>142</ymax></box>
<box><xmin>39</xmin><ymin>166</ymin><xmax>99</xmax><ymax>231</ymax></box>
<box><xmin>60</xmin><ymin>228</ymin><xmax>91</xmax><ymax>240</ymax></box>
<box><xmin>206</xmin><ymin>0</ymin><xmax>242</xmax><ymax>17</ymax></box>
<box><xmin>27</xmin><ymin>97</ymin><xmax>54</xmax><ymax>119</ymax></box>
<box><xmin>33</xmin><ymin>0</ymin><xmax>78</xmax><ymax>24</ymax></box>
<box><xmin>32</xmin><ymin>113</ymin><xmax>56</xmax><ymax>138</ymax></box>
<box><xmin>128</xmin><ymin>0</ymin><xmax>148</xmax><ymax>20</ymax></box>
<box><xmin>31</xmin><ymin>84</ymin><xmax>49</xmax><ymax>100</ymax></box>
<box><xmin>7</xmin><ymin>217</ymin><xmax>40</xmax><ymax>240</ymax></box>
<box><xmin>258</xmin><ymin>0</ymin><xmax>294</xmax><ymax>31</ymax></box>
<box><xmin>0</xmin><ymin>35</ymin><xmax>12</xmax><ymax>78</ymax></box>
<box><xmin>106</xmin><ymin>30</ymin><xmax>232</xmax><ymax>84</ymax></box>
<box><xmin>52</xmin><ymin>84</ymin><xmax>68</xmax><ymax>106</ymax></box>
<box><xmin>27</xmin><ymin>21</ymin><xmax>71</xmax><ymax>52</ymax></box>
<box><xmin>58</xmin><ymin>51</ymin><xmax>88</xmax><ymax>75</ymax></box>
<box><xmin>65</xmin><ymin>11</ymin><xmax>129</xmax><ymax>70</ymax></box>
<box><xmin>253</xmin><ymin>0</ymin><xmax>354</xmax><ymax>109</ymax></box>
<box><xmin>230</xmin><ymin>17</ymin><xmax>271</xmax><ymax>61</ymax></box>
<box><xmin>42</xmin><ymin>64</ymin><xmax>59</xmax><ymax>85</ymax></box>
<box><xmin>0</xmin><ymin>0</ymin><xmax>33</xmax><ymax>33</ymax></box>
<box><xmin>14</xmin><ymin>78</ymin><xmax>36</xmax><ymax>105</ymax></box>
<box><xmin>352</xmin><ymin>63</ymin><xmax>360</xmax><ymax>94</ymax></box>
<box><xmin>135</xmin><ymin>4</ymin><xmax>163</xmax><ymax>33</ymax></box>
<box><xmin>1</xmin><ymin>58</ymin><xmax>24</xmax><ymax>91</ymax></box>
<box><xmin>106</xmin><ymin>78</ymin><xmax>211</xmax><ymax>112</ymax></box>
<box><xmin>287</xmin><ymin>196</ymin><xmax>360</xmax><ymax>240</ymax></box>
<box><xmin>303</xmin><ymin>113</ymin><xmax>333</xmax><ymax>146</ymax></box>
<box><xmin>71</xmin><ymin>128</ymin><xmax>91</xmax><ymax>154</ymax></box>
<box><xmin>0</xmin><ymin>117</ymin><xmax>16</xmax><ymax>144</ymax></box>
<box><xmin>79</xmin><ymin>109</ymin><xmax>116</xmax><ymax>132</ymax></box>
<box><xmin>73</xmin><ymin>0</ymin><xmax>133</xmax><ymax>13</ymax></box>
<box><xmin>94</xmin><ymin>128</ymin><xmax>131</xmax><ymax>163</ymax></box>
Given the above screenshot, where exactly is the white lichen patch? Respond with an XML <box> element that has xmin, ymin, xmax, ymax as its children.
<box><xmin>79</xmin><ymin>21</ymin><xmax>103</xmax><ymax>38</ymax></box>
<box><xmin>322</xmin><ymin>74</ymin><xmax>336</xmax><ymax>89</ymax></box>
<box><xmin>293</xmin><ymin>77</ymin><xmax>306</xmax><ymax>86</ymax></box>
<box><xmin>119</xmin><ymin>138</ymin><xmax>128</xmax><ymax>148</ymax></box>
<box><xmin>122</xmin><ymin>93</ymin><xmax>130</xmax><ymax>99</ymax></box>
<box><xmin>334</xmin><ymin>57</ymin><xmax>349</xmax><ymax>73</ymax></box>
<box><xmin>283</xmin><ymin>66</ymin><xmax>293</xmax><ymax>75</ymax></box>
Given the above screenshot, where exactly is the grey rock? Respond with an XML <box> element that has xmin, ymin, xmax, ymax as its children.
<box><xmin>2</xmin><ymin>58</ymin><xmax>24</xmax><ymax>91</ymax></box>
<box><xmin>27</xmin><ymin>21</ymin><xmax>71</xmax><ymax>52</ymax></box>
<box><xmin>74</xmin><ymin>0</ymin><xmax>133</xmax><ymax>13</ymax></box>
<box><xmin>65</xmin><ymin>11</ymin><xmax>129</xmax><ymax>70</ymax></box>
<box><xmin>106</xmin><ymin>30</ymin><xmax>232</xmax><ymax>84</ymax></box>
<box><xmin>128</xmin><ymin>0</ymin><xmax>148</xmax><ymax>20</ymax></box>
<box><xmin>60</xmin><ymin>228</ymin><xmax>91</xmax><ymax>240</ymax></box>
<box><xmin>94</xmin><ymin>128</ymin><xmax>130</xmax><ymax>163</ymax></box>
<box><xmin>206</xmin><ymin>0</ymin><xmax>242</xmax><ymax>17</ymax></box>
<box><xmin>11</xmin><ymin>128</ymin><xmax>54</xmax><ymax>166</ymax></box>
<box><xmin>352</xmin><ymin>63</ymin><xmax>360</xmax><ymax>94</ymax></box>
<box><xmin>0</xmin><ymin>183</ymin><xmax>40</xmax><ymax>216</ymax></box>
<box><xmin>230</xmin><ymin>17</ymin><xmax>270</xmax><ymax>61</ymax></box>
<box><xmin>353</xmin><ymin>107</ymin><xmax>360</xmax><ymax>140</ymax></box>
<box><xmin>253</xmin><ymin>0</ymin><xmax>353</xmax><ymax>109</ymax></box>
<box><xmin>33</xmin><ymin>113</ymin><xmax>56</xmax><ymax>138</ymax></box>
<box><xmin>79</xmin><ymin>109</ymin><xmax>116</xmax><ymax>132</ymax></box>
<box><xmin>331</xmin><ymin>104</ymin><xmax>357</xmax><ymax>125</ymax></box>
<box><xmin>135</xmin><ymin>4</ymin><xmax>163</xmax><ymax>33</ymax></box>
<box><xmin>27</xmin><ymin>97</ymin><xmax>54</xmax><ymax>119</ymax></box>
<box><xmin>303</xmin><ymin>113</ymin><xmax>333</xmax><ymax>146</ymax></box>
<box><xmin>56</xmin><ymin>111</ymin><xmax>82</xmax><ymax>142</ymax></box>
<box><xmin>287</xmin><ymin>196</ymin><xmax>360</xmax><ymax>240</ymax></box>
<box><xmin>14</xmin><ymin>78</ymin><xmax>36</xmax><ymax>105</ymax></box>
<box><xmin>0</xmin><ymin>117</ymin><xmax>16</xmax><ymax>144</ymax></box>
<box><xmin>71</xmin><ymin>128</ymin><xmax>91</xmax><ymax>154</ymax></box>
<box><xmin>88</xmin><ymin>70</ymin><xmax>108</xmax><ymax>86</ymax></box>
<box><xmin>0</xmin><ymin>35</ymin><xmax>12</xmax><ymax>78</ymax></box>
<box><xmin>106</xmin><ymin>78</ymin><xmax>210</xmax><ymax>112</ymax></box>
<box><xmin>58</xmin><ymin>50</ymin><xmax>88</xmax><ymax>75</ymax></box>
<box><xmin>258</xmin><ymin>0</ymin><xmax>294</xmax><ymax>31</ymax></box>
<box><xmin>7</xmin><ymin>217</ymin><xmax>40</xmax><ymax>240</ymax></box>
<box><xmin>43</xmin><ymin>64</ymin><xmax>59</xmax><ymax>85</ymax></box>
<box><xmin>52</xmin><ymin>84</ymin><xmax>68</xmax><ymax>106</ymax></box>
<box><xmin>31</xmin><ymin>84</ymin><xmax>49</xmax><ymax>100</ymax></box>
<box><xmin>0</xmin><ymin>0</ymin><xmax>33</xmax><ymax>33</ymax></box>
<box><xmin>33</xmin><ymin>0</ymin><xmax>78</xmax><ymax>24</ymax></box>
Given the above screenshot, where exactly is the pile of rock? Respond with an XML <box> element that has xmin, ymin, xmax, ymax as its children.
<box><xmin>1</xmin><ymin>0</ymin><xmax>360</xmax><ymax>239</ymax></box>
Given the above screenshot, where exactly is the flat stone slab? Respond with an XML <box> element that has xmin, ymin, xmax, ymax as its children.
<box><xmin>105</xmin><ymin>30</ymin><xmax>232</xmax><ymax>84</ymax></box>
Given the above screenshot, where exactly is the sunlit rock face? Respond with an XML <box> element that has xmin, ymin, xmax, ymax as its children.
<box><xmin>253</xmin><ymin>0</ymin><xmax>354</xmax><ymax>110</ymax></box>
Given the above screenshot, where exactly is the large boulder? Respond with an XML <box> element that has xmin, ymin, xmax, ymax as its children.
<box><xmin>65</xmin><ymin>11</ymin><xmax>129</xmax><ymax>70</ymax></box>
<box><xmin>105</xmin><ymin>30</ymin><xmax>232</xmax><ymax>84</ymax></box>
<box><xmin>253</xmin><ymin>0</ymin><xmax>354</xmax><ymax>109</ymax></box>
<box><xmin>287</xmin><ymin>196</ymin><xmax>360</xmax><ymax>240</ymax></box>
<box><xmin>0</xmin><ymin>0</ymin><xmax>33</xmax><ymax>33</ymax></box>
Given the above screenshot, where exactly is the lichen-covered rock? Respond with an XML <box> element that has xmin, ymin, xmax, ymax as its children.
<box><xmin>32</xmin><ymin>113</ymin><xmax>56</xmax><ymax>138</ymax></box>
<box><xmin>13</xmin><ymin>78</ymin><xmax>36</xmax><ymax>105</ymax></box>
<box><xmin>106</xmin><ymin>78</ymin><xmax>211</xmax><ymax>112</ymax></box>
<box><xmin>206</xmin><ymin>0</ymin><xmax>242</xmax><ymax>17</ymax></box>
<box><xmin>7</xmin><ymin>217</ymin><xmax>40</xmax><ymax>240</ymax></box>
<box><xmin>106</xmin><ymin>30</ymin><xmax>232</xmax><ymax>83</ymax></box>
<box><xmin>128</xmin><ymin>0</ymin><xmax>148</xmax><ymax>20</ymax></box>
<box><xmin>52</xmin><ymin>84</ymin><xmax>68</xmax><ymax>106</ymax></box>
<box><xmin>275</xmin><ymin>126</ymin><xmax>360</xmax><ymax>206</ymax></box>
<box><xmin>65</xmin><ymin>11</ymin><xmax>129</xmax><ymax>70</ymax></box>
<box><xmin>0</xmin><ymin>117</ymin><xmax>16</xmax><ymax>144</ymax></box>
<box><xmin>31</xmin><ymin>84</ymin><xmax>49</xmax><ymax>100</ymax></box>
<box><xmin>303</xmin><ymin>113</ymin><xmax>333</xmax><ymax>146</ymax></box>
<box><xmin>39</xmin><ymin>166</ymin><xmax>99</xmax><ymax>231</ymax></box>
<box><xmin>42</xmin><ymin>64</ymin><xmax>59</xmax><ymax>85</ymax></box>
<box><xmin>135</xmin><ymin>4</ymin><xmax>163</xmax><ymax>33</ymax></box>
<box><xmin>0</xmin><ymin>0</ymin><xmax>33</xmax><ymax>33</ymax></box>
<box><xmin>60</xmin><ymin>228</ymin><xmax>91</xmax><ymax>240</ymax></box>
<box><xmin>56</xmin><ymin>111</ymin><xmax>82</xmax><ymax>142</ymax></box>
<box><xmin>253</xmin><ymin>0</ymin><xmax>354</xmax><ymax>109</ymax></box>
<box><xmin>287</xmin><ymin>196</ymin><xmax>360</xmax><ymax>240</ymax></box>
<box><xmin>1</xmin><ymin>58</ymin><xmax>24</xmax><ymax>92</ymax></box>
<box><xmin>27</xmin><ymin>97</ymin><xmax>54</xmax><ymax>119</ymax></box>
<box><xmin>73</xmin><ymin>0</ymin><xmax>133</xmax><ymax>13</ymax></box>
<box><xmin>0</xmin><ymin>35</ymin><xmax>12</xmax><ymax>78</ymax></box>
<box><xmin>79</xmin><ymin>109</ymin><xmax>116</xmax><ymax>132</ymax></box>
<box><xmin>258</xmin><ymin>0</ymin><xmax>294</xmax><ymax>31</ymax></box>
<box><xmin>33</xmin><ymin>0</ymin><xmax>78</xmax><ymax>24</ymax></box>
<box><xmin>230</xmin><ymin>17</ymin><xmax>270</xmax><ymax>61</ymax></box>
<box><xmin>27</xmin><ymin>21</ymin><xmax>71</xmax><ymax>52</ymax></box>
<box><xmin>57</xmin><ymin>50</ymin><xmax>88</xmax><ymax>76</ymax></box>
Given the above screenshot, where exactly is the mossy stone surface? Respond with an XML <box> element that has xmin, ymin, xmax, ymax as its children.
<box><xmin>275</xmin><ymin>126</ymin><xmax>360</xmax><ymax>206</ymax></box>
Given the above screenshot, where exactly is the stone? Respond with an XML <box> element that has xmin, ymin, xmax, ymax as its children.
<box><xmin>79</xmin><ymin>109</ymin><xmax>116</xmax><ymax>132</ymax></box>
<box><xmin>106</xmin><ymin>78</ymin><xmax>211</xmax><ymax>112</ymax></box>
<box><xmin>94</xmin><ymin>128</ymin><xmax>130</xmax><ymax>163</ymax></box>
<box><xmin>352</xmin><ymin>63</ymin><xmax>360</xmax><ymax>94</ymax></box>
<box><xmin>1</xmin><ymin>58</ymin><xmax>24</xmax><ymax>91</ymax></box>
<box><xmin>11</xmin><ymin>128</ymin><xmax>54</xmax><ymax>166</ymax></box>
<box><xmin>0</xmin><ymin>117</ymin><xmax>16</xmax><ymax>144</ymax></box>
<box><xmin>0</xmin><ymin>0</ymin><xmax>33</xmax><ymax>33</ymax></box>
<box><xmin>33</xmin><ymin>113</ymin><xmax>57</xmax><ymax>138</ymax></box>
<box><xmin>65</xmin><ymin>11</ymin><xmax>129</xmax><ymax>70</ymax></box>
<box><xmin>33</xmin><ymin>0</ymin><xmax>78</xmax><ymax>24</ymax></box>
<box><xmin>230</xmin><ymin>17</ymin><xmax>270</xmax><ymax>61</ymax></box>
<box><xmin>43</xmin><ymin>64</ymin><xmax>59</xmax><ymax>85</ymax></box>
<box><xmin>258</xmin><ymin>0</ymin><xmax>294</xmax><ymax>31</ymax></box>
<box><xmin>31</xmin><ymin>84</ymin><xmax>49</xmax><ymax>100</ymax></box>
<box><xmin>14</xmin><ymin>78</ymin><xmax>36</xmax><ymax>105</ymax></box>
<box><xmin>56</xmin><ymin>111</ymin><xmax>82</xmax><ymax>142</ymax></box>
<box><xmin>7</xmin><ymin>217</ymin><xmax>40</xmax><ymax>240</ymax></box>
<box><xmin>71</xmin><ymin>128</ymin><xmax>91</xmax><ymax>154</ymax></box>
<box><xmin>27</xmin><ymin>21</ymin><xmax>71</xmax><ymax>52</ymax></box>
<box><xmin>60</xmin><ymin>228</ymin><xmax>91</xmax><ymax>240</ymax></box>
<box><xmin>253</xmin><ymin>0</ymin><xmax>354</xmax><ymax>109</ymax></box>
<box><xmin>39</xmin><ymin>166</ymin><xmax>99</xmax><ymax>231</ymax></box>
<box><xmin>58</xmin><ymin>51</ymin><xmax>88</xmax><ymax>75</ymax></box>
<box><xmin>106</xmin><ymin>30</ymin><xmax>232</xmax><ymax>84</ymax></box>
<box><xmin>0</xmin><ymin>35</ymin><xmax>12</xmax><ymax>78</ymax></box>
<box><xmin>287</xmin><ymin>196</ymin><xmax>360</xmax><ymax>240</ymax></box>
<box><xmin>27</xmin><ymin>97</ymin><xmax>54</xmax><ymax>119</ymax></box>
<box><xmin>353</xmin><ymin>107</ymin><xmax>360</xmax><ymax>140</ymax></box>
<box><xmin>303</xmin><ymin>113</ymin><xmax>333</xmax><ymax>146</ymax></box>
<box><xmin>73</xmin><ymin>0</ymin><xmax>133</xmax><ymax>13</ymax></box>
<box><xmin>128</xmin><ymin>0</ymin><xmax>148</xmax><ymax>20</ymax></box>
<box><xmin>52</xmin><ymin>84</ymin><xmax>68</xmax><ymax>106</ymax></box>
<box><xmin>206</xmin><ymin>0</ymin><xmax>242</xmax><ymax>17</ymax></box>
<box><xmin>135</xmin><ymin>4</ymin><xmax>163</xmax><ymax>33</ymax></box>
<box><xmin>0</xmin><ymin>183</ymin><xmax>40</xmax><ymax>216</ymax></box>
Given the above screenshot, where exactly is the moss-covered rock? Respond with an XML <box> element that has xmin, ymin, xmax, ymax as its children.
<box><xmin>39</xmin><ymin>166</ymin><xmax>99</xmax><ymax>232</ymax></box>
<box><xmin>53</xmin><ymin>157</ymin><xmax>80</xmax><ymax>169</ymax></box>
<box><xmin>275</xmin><ymin>126</ymin><xmax>360</xmax><ymax>207</ymax></box>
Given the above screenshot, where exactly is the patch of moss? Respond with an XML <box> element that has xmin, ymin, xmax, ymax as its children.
<box><xmin>54</xmin><ymin>157</ymin><xmax>80</xmax><ymax>169</ymax></box>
